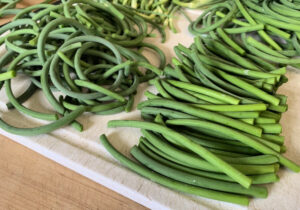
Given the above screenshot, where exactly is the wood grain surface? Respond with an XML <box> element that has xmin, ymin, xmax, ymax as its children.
<box><xmin>0</xmin><ymin>134</ymin><xmax>147</xmax><ymax>210</ymax></box>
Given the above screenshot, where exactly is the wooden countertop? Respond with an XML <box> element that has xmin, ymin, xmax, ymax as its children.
<box><xmin>0</xmin><ymin>134</ymin><xmax>147</xmax><ymax>210</ymax></box>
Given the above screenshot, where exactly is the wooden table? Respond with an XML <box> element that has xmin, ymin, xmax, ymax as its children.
<box><xmin>0</xmin><ymin>134</ymin><xmax>147</xmax><ymax>210</ymax></box>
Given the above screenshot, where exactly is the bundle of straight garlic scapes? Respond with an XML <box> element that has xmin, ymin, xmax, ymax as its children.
<box><xmin>0</xmin><ymin>0</ymin><xmax>165</xmax><ymax>135</ymax></box>
<box><xmin>101</xmin><ymin>1</ymin><xmax>300</xmax><ymax>206</ymax></box>
<box><xmin>102</xmin><ymin>36</ymin><xmax>299</xmax><ymax>205</ymax></box>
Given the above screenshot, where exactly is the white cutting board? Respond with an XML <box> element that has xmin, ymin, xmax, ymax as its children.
<box><xmin>1</xmin><ymin>10</ymin><xmax>300</xmax><ymax>210</ymax></box>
